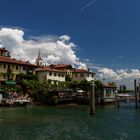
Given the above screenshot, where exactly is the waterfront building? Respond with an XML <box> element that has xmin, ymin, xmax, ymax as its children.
<box><xmin>0</xmin><ymin>48</ymin><xmax>39</xmax><ymax>82</ymax></box>
<box><xmin>36</xmin><ymin>64</ymin><xmax>95</xmax><ymax>83</ymax></box>
<box><xmin>72</xmin><ymin>68</ymin><xmax>95</xmax><ymax>81</ymax></box>
<box><xmin>36</xmin><ymin>67</ymin><xmax>66</xmax><ymax>84</ymax></box>
<box><xmin>48</xmin><ymin>64</ymin><xmax>95</xmax><ymax>82</ymax></box>
<box><xmin>102</xmin><ymin>84</ymin><xmax>117</xmax><ymax>103</ymax></box>
<box><xmin>35</xmin><ymin>50</ymin><xmax>95</xmax><ymax>83</ymax></box>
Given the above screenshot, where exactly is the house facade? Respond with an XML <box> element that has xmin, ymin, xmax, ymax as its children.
<box><xmin>72</xmin><ymin>69</ymin><xmax>95</xmax><ymax>81</ymax></box>
<box><xmin>36</xmin><ymin>67</ymin><xmax>66</xmax><ymax>84</ymax></box>
<box><xmin>102</xmin><ymin>84</ymin><xmax>117</xmax><ymax>103</ymax></box>
<box><xmin>0</xmin><ymin>48</ymin><xmax>39</xmax><ymax>81</ymax></box>
<box><xmin>36</xmin><ymin>64</ymin><xmax>96</xmax><ymax>83</ymax></box>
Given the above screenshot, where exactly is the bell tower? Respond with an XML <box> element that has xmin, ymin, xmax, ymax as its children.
<box><xmin>36</xmin><ymin>49</ymin><xmax>43</xmax><ymax>66</ymax></box>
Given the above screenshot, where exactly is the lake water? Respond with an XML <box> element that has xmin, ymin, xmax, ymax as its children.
<box><xmin>0</xmin><ymin>103</ymin><xmax>140</xmax><ymax>140</ymax></box>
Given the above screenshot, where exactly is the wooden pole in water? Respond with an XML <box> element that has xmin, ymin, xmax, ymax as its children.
<box><xmin>139</xmin><ymin>82</ymin><xmax>140</xmax><ymax>108</ymax></box>
<box><xmin>117</xmin><ymin>99</ymin><xmax>120</xmax><ymax>108</ymax></box>
<box><xmin>89</xmin><ymin>81</ymin><xmax>95</xmax><ymax>115</ymax></box>
<box><xmin>134</xmin><ymin>79</ymin><xmax>138</xmax><ymax>109</ymax></box>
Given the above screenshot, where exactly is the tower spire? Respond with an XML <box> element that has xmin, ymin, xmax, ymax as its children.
<box><xmin>38</xmin><ymin>48</ymin><xmax>41</xmax><ymax>59</ymax></box>
<box><xmin>36</xmin><ymin>48</ymin><xmax>43</xmax><ymax>66</ymax></box>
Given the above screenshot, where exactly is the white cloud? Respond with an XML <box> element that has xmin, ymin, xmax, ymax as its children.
<box><xmin>0</xmin><ymin>28</ymin><xmax>87</xmax><ymax>69</ymax></box>
<box><xmin>98</xmin><ymin>68</ymin><xmax>140</xmax><ymax>89</ymax></box>
<box><xmin>1</xmin><ymin>28</ymin><xmax>139</xmax><ymax>88</ymax></box>
<box><xmin>59</xmin><ymin>35</ymin><xmax>71</xmax><ymax>42</ymax></box>
<box><xmin>98</xmin><ymin>68</ymin><xmax>140</xmax><ymax>80</ymax></box>
<box><xmin>98</xmin><ymin>68</ymin><xmax>119</xmax><ymax>80</ymax></box>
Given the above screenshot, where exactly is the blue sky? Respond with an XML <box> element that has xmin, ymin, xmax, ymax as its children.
<box><xmin>0</xmin><ymin>0</ymin><xmax>140</xmax><ymax>87</ymax></box>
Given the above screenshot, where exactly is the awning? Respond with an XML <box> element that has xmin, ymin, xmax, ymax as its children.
<box><xmin>4</xmin><ymin>81</ymin><xmax>16</xmax><ymax>85</ymax></box>
<box><xmin>0</xmin><ymin>89</ymin><xmax>5</xmax><ymax>92</ymax></box>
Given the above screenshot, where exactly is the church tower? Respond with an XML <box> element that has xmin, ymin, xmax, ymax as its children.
<box><xmin>36</xmin><ymin>49</ymin><xmax>43</xmax><ymax>66</ymax></box>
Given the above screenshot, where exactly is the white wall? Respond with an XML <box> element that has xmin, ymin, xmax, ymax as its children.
<box><xmin>72</xmin><ymin>73</ymin><xmax>94</xmax><ymax>81</ymax></box>
<box><xmin>0</xmin><ymin>94</ymin><xmax>2</xmax><ymax>99</ymax></box>
<box><xmin>46</xmin><ymin>72</ymin><xmax>65</xmax><ymax>82</ymax></box>
<box><xmin>37</xmin><ymin>71</ymin><xmax>65</xmax><ymax>83</ymax></box>
<box><xmin>104</xmin><ymin>88</ymin><xmax>116</xmax><ymax>102</ymax></box>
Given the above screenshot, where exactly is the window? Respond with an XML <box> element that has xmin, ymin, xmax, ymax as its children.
<box><xmin>87</xmin><ymin>73</ymin><xmax>89</xmax><ymax>77</ymax></box>
<box><xmin>54</xmin><ymin>73</ymin><xmax>57</xmax><ymax>76</ymax></box>
<box><xmin>3</xmin><ymin>64</ymin><xmax>6</xmax><ymax>69</ymax></box>
<box><xmin>75</xmin><ymin>74</ymin><xmax>77</xmax><ymax>77</ymax></box>
<box><xmin>3</xmin><ymin>74</ymin><xmax>6</xmax><ymax>79</ymax></box>
<box><xmin>16</xmin><ymin>65</ymin><xmax>18</xmax><ymax>70</ymax></box>
<box><xmin>49</xmin><ymin>72</ymin><xmax>52</xmax><ymax>76</ymax></box>
<box><xmin>80</xmin><ymin>73</ymin><xmax>84</xmax><ymax>77</ymax></box>
<box><xmin>23</xmin><ymin>66</ymin><xmax>26</xmax><ymax>71</ymax></box>
<box><xmin>105</xmin><ymin>89</ymin><xmax>111</xmax><ymax>96</ymax></box>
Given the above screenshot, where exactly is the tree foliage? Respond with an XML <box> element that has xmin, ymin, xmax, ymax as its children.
<box><xmin>119</xmin><ymin>84</ymin><xmax>128</xmax><ymax>93</ymax></box>
<box><xmin>79</xmin><ymin>80</ymin><xmax>91</xmax><ymax>93</ymax></box>
<box><xmin>94</xmin><ymin>80</ymin><xmax>103</xmax><ymax>94</ymax></box>
<box><xmin>16</xmin><ymin>73</ymin><xmax>37</xmax><ymax>82</ymax></box>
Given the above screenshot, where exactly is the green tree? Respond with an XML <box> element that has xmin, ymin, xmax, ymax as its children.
<box><xmin>123</xmin><ymin>85</ymin><xmax>126</xmax><ymax>91</ymax></box>
<box><xmin>79</xmin><ymin>80</ymin><xmax>91</xmax><ymax>95</ymax></box>
<box><xmin>94</xmin><ymin>80</ymin><xmax>103</xmax><ymax>94</ymax></box>
<box><xmin>16</xmin><ymin>73</ymin><xmax>37</xmax><ymax>82</ymax></box>
<box><xmin>31</xmin><ymin>83</ymin><xmax>57</xmax><ymax>105</ymax></box>
<box><xmin>65</xmin><ymin>74</ymin><xmax>72</xmax><ymax>82</ymax></box>
<box><xmin>67</xmin><ymin>80</ymin><xmax>80</xmax><ymax>91</ymax></box>
<box><xmin>119</xmin><ymin>85</ymin><xmax>123</xmax><ymax>91</ymax></box>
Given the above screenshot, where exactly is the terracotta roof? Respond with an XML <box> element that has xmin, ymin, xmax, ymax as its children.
<box><xmin>36</xmin><ymin>67</ymin><xmax>66</xmax><ymax>73</ymax></box>
<box><xmin>36</xmin><ymin>65</ymin><xmax>96</xmax><ymax>75</ymax></box>
<box><xmin>0</xmin><ymin>56</ymin><xmax>38</xmax><ymax>67</ymax></box>
<box><xmin>103</xmin><ymin>84</ymin><xmax>117</xmax><ymax>88</ymax></box>
<box><xmin>0</xmin><ymin>48</ymin><xmax>8</xmax><ymax>52</ymax></box>
<box><xmin>55</xmin><ymin>64</ymin><xmax>71</xmax><ymax>68</ymax></box>
<box><xmin>49</xmin><ymin>64</ymin><xmax>72</xmax><ymax>69</ymax></box>
<box><xmin>72</xmin><ymin>68</ymin><xmax>96</xmax><ymax>74</ymax></box>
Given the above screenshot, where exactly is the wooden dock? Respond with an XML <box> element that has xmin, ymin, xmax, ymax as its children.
<box><xmin>0</xmin><ymin>99</ymin><xmax>31</xmax><ymax>107</ymax></box>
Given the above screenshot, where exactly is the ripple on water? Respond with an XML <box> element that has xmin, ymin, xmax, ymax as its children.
<box><xmin>0</xmin><ymin>105</ymin><xmax>139</xmax><ymax>140</ymax></box>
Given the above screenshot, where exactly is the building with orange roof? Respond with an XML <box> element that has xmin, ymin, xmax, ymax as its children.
<box><xmin>102</xmin><ymin>84</ymin><xmax>117</xmax><ymax>103</ymax></box>
<box><xmin>48</xmin><ymin>64</ymin><xmax>72</xmax><ymax>70</ymax></box>
<box><xmin>72</xmin><ymin>68</ymin><xmax>95</xmax><ymax>81</ymax></box>
<box><xmin>36</xmin><ymin>67</ymin><xmax>66</xmax><ymax>84</ymax></box>
<box><xmin>0</xmin><ymin>48</ymin><xmax>39</xmax><ymax>81</ymax></box>
<box><xmin>36</xmin><ymin>64</ymin><xmax>96</xmax><ymax>84</ymax></box>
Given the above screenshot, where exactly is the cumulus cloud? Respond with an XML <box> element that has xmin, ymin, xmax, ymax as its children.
<box><xmin>98</xmin><ymin>68</ymin><xmax>140</xmax><ymax>88</ymax></box>
<box><xmin>98</xmin><ymin>68</ymin><xmax>140</xmax><ymax>80</ymax></box>
<box><xmin>98</xmin><ymin>68</ymin><xmax>119</xmax><ymax>80</ymax></box>
<box><xmin>0</xmin><ymin>28</ymin><xmax>87</xmax><ymax>69</ymax></box>
<box><xmin>1</xmin><ymin>28</ymin><xmax>139</xmax><ymax>88</ymax></box>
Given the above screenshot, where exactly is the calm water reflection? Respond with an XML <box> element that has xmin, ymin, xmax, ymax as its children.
<box><xmin>0</xmin><ymin>103</ymin><xmax>140</xmax><ymax>140</ymax></box>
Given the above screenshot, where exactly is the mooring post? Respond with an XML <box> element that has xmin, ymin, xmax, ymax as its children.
<box><xmin>117</xmin><ymin>100</ymin><xmax>120</xmax><ymax>108</ymax></box>
<box><xmin>139</xmin><ymin>82</ymin><xmax>140</xmax><ymax>108</ymax></box>
<box><xmin>115</xmin><ymin>93</ymin><xmax>119</xmax><ymax>108</ymax></box>
<box><xmin>134</xmin><ymin>79</ymin><xmax>138</xmax><ymax>109</ymax></box>
<box><xmin>89</xmin><ymin>81</ymin><xmax>95</xmax><ymax>116</ymax></box>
